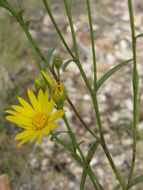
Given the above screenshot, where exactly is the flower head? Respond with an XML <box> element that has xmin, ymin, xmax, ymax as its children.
<box><xmin>41</xmin><ymin>70</ymin><xmax>66</xmax><ymax>104</ymax></box>
<box><xmin>5</xmin><ymin>89</ymin><xmax>65</xmax><ymax>147</ymax></box>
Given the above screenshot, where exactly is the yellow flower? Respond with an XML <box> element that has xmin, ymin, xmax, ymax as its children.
<box><xmin>5</xmin><ymin>89</ymin><xmax>65</xmax><ymax>147</ymax></box>
<box><xmin>41</xmin><ymin>70</ymin><xmax>66</xmax><ymax>104</ymax></box>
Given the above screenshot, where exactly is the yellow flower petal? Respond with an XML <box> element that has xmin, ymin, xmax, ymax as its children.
<box><xmin>14</xmin><ymin>130</ymin><xmax>34</xmax><ymax>140</ymax></box>
<box><xmin>41</xmin><ymin>70</ymin><xmax>54</xmax><ymax>87</ymax></box>
<box><xmin>18</xmin><ymin>97</ymin><xmax>35</xmax><ymax>113</ymax></box>
<box><xmin>17</xmin><ymin>136</ymin><xmax>30</xmax><ymax>147</ymax></box>
<box><xmin>27</xmin><ymin>89</ymin><xmax>39</xmax><ymax>111</ymax></box>
<box><xmin>29</xmin><ymin>132</ymin><xmax>39</xmax><ymax>143</ymax></box>
<box><xmin>48</xmin><ymin>110</ymin><xmax>65</xmax><ymax>122</ymax></box>
<box><xmin>38</xmin><ymin>89</ymin><xmax>44</xmax><ymax>112</ymax></box>
<box><xmin>46</xmin><ymin>98</ymin><xmax>55</xmax><ymax>116</ymax></box>
<box><xmin>38</xmin><ymin>131</ymin><xmax>42</xmax><ymax>144</ymax></box>
<box><xmin>6</xmin><ymin>116</ymin><xmax>32</xmax><ymax>128</ymax></box>
<box><xmin>11</xmin><ymin>105</ymin><xmax>35</xmax><ymax>117</ymax></box>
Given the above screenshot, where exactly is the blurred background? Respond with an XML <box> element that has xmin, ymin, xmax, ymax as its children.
<box><xmin>0</xmin><ymin>0</ymin><xmax>143</xmax><ymax>189</ymax></box>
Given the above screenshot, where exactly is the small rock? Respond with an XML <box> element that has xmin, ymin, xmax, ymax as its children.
<box><xmin>0</xmin><ymin>174</ymin><xmax>11</xmax><ymax>190</ymax></box>
<box><xmin>68</xmin><ymin>181</ymin><xmax>79</xmax><ymax>190</ymax></box>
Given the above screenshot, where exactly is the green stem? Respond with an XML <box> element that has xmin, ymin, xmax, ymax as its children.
<box><xmin>66</xmin><ymin>96</ymin><xmax>99</xmax><ymax>141</ymax></box>
<box><xmin>86</xmin><ymin>0</ymin><xmax>97</xmax><ymax>90</ymax></box>
<box><xmin>42</xmin><ymin>0</ymin><xmax>75</xmax><ymax>59</ymax></box>
<box><xmin>63</xmin><ymin>1</ymin><xmax>125</xmax><ymax>188</ymax></box>
<box><xmin>127</xmin><ymin>0</ymin><xmax>138</xmax><ymax>186</ymax></box>
<box><xmin>62</xmin><ymin>114</ymin><xmax>101</xmax><ymax>189</ymax></box>
<box><xmin>62</xmin><ymin>114</ymin><xmax>77</xmax><ymax>150</ymax></box>
<box><xmin>64</xmin><ymin>0</ymin><xmax>79</xmax><ymax>60</ymax></box>
<box><xmin>63</xmin><ymin>0</ymin><xmax>94</xmax><ymax>96</ymax></box>
<box><xmin>92</xmin><ymin>95</ymin><xmax>126</xmax><ymax>189</ymax></box>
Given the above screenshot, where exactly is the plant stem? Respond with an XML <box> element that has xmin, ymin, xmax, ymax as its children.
<box><xmin>66</xmin><ymin>96</ymin><xmax>99</xmax><ymax>141</ymax></box>
<box><xmin>42</xmin><ymin>0</ymin><xmax>75</xmax><ymax>59</ymax></box>
<box><xmin>127</xmin><ymin>0</ymin><xmax>138</xmax><ymax>186</ymax></box>
<box><xmin>92</xmin><ymin>95</ymin><xmax>126</xmax><ymax>190</ymax></box>
<box><xmin>62</xmin><ymin>114</ymin><xmax>101</xmax><ymax>189</ymax></box>
<box><xmin>86</xmin><ymin>0</ymin><xmax>97</xmax><ymax>91</ymax></box>
<box><xmin>63</xmin><ymin>1</ymin><xmax>125</xmax><ymax>188</ymax></box>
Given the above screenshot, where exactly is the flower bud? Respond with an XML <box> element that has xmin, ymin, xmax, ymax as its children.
<box><xmin>51</xmin><ymin>82</ymin><xmax>66</xmax><ymax>104</ymax></box>
<box><xmin>53</xmin><ymin>54</ymin><xmax>62</xmax><ymax>70</ymax></box>
<box><xmin>34</xmin><ymin>75</ymin><xmax>46</xmax><ymax>91</ymax></box>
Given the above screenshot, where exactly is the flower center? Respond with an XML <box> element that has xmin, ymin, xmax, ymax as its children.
<box><xmin>32</xmin><ymin>113</ymin><xmax>47</xmax><ymax>130</ymax></box>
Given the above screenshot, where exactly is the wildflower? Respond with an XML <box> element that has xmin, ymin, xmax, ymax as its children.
<box><xmin>41</xmin><ymin>70</ymin><xmax>66</xmax><ymax>104</ymax></box>
<box><xmin>5</xmin><ymin>89</ymin><xmax>65</xmax><ymax>147</ymax></box>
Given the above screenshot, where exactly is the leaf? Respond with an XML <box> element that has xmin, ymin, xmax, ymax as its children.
<box><xmin>25</xmin><ymin>20</ymin><xmax>30</xmax><ymax>28</ymax></box>
<box><xmin>74</xmin><ymin>140</ymin><xmax>85</xmax><ymax>151</ymax></box>
<box><xmin>136</xmin><ymin>33</ymin><xmax>143</xmax><ymax>39</ymax></box>
<box><xmin>80</xmin><ymin>141</ymin><xmax>99</xmax><ymax>190</ymax></box>
<box><xmin>62</xmin><ymin>59</ymin><xmax>74</xmax><ymax>71</ymax></box>
<box><xmin>96</xmin><ymin>59</ymin><xmax>133</xmax><ymax>91</ymax></box>
<box><xmin>128</xmin><ymin>175</ymin><xmax>143</xmax><ymax>188</ymax></box>
<box><xmin>17</xmin><ymin>10</ymin><xmax>24</xmax><ymax>20</ymax></box>
<box><xmin>50</xmin><ymin>131</ymin><xmax>69</xmax><ymax>141</ymax></box>
<box><xmin>43</xmin><ymin>48</ymin><xmax>55</xmax><ymax>71</ymax></box>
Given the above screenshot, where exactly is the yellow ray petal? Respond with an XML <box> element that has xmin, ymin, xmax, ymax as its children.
<box><xmin>11</xmin><ymin>105</ymin><xmax>35</xmax><ymax>117</ymax></box>
<box><xmin>38</xmin><ymin>131</ymin><xmax>43</xmax><ymax>144</ymax></box>
<box><xmin>14</xmin><ymin>130</ymin><xmax>34</xmax><ymax>140</ymax></box>
<box><xmin>48</xmin><ymin>110</ymin><xmax>65</xmax><ymax>122</ymax></box>
<box><xmin>27</xmin><ymin>89</ymin><xmax>39</xmax><ymax>111</ymax></box>
<box><xmin>46</xmin><ymin>98</ymin><xmax>55</xmax><ymax>116</ymax></box>
<box><xmin>17</xmin><ymin>136</ymin><xmax>30</xmax><ymax>147</ymax></box>
<box><xmin>18</xmin><ymin>97</ymin><xmax>35</xmax><ymax>113</ymax></box>
<box><xmin>29</xmin><ymin>132</ymin><xmax>39</xmax><ymax>143</ymax></box>
<box><xmin>43</xmin><ymin>90</ymin><xmax>49</xmax><ymax>113</ymax></box>
<box><xmin>38</xmin><ymin>89</ymin><xmax>44</xmax><ymax>112</ymax></box>
<box><xmin>41</xmin><ymin>70</ymin><xmax>54</xmax><ymax>87</ymax></box>
<box><xmin>5</xmin><ymin>110</ymin><xmax>17</xmax><ymax>115</ymax></box>
<box><xmin>6</xmin><ymin>116</ymin><xmax>32</xmax><ymax>128</ymax></box>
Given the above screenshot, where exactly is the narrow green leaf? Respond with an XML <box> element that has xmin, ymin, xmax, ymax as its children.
<box><xmin>128</xmin><ymin>175</ymin><xmax>143</xmax><ymax>188</ymax></box>
<box><xmin>17</xmin><ymin>10</ymin><xmax>24</xmax><ymax>20</ymax></box>
<box><xmin>74</xmin><ymin>140</ymin><xmax>85</xmax><ymax>151</ymax></box>
<box><xmin>43</xmin><ymin>48</ymin><xmax>55</xmax><ymax>71</ymax></box>
<box><xmin>50</xmin><ymin>131</ymin><xmax>69</xmax><ymax>141</ymax></box>
<box><xmin>62</xmin><ymin>59</ymin><xmax>74</xmax><ymax>71</ymax></box>
<box><xmin>136</xmin><ymin>33</ymin><xmax>143</xmax><ymax>39</ymax></box>
<box><xmin>25</xmin><ymin>20</ymin><xmax>30</xmax><ymax>28</ymax></box>
<box><xmin>96</xmin><ymin>59</ymin><xmax>133</xmax><ymax>91</ymax></box>
<box><xmin>80</xmin><ymin>141</ymin><xmax>99</xmax><ymax>190</ymax></box>
<box><xmin>50</xmin><ymin>131</ymin><xmax>72</xmax><ymax>152</ymax></box>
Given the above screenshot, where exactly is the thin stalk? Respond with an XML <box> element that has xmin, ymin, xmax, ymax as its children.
<box><xmin>64</xmin><ymin>0</ymin><xmax>79</xmax><ymax>60</ymax></box>
<box><xmin>63</xmin><ymin>1</ymin><xmax>125</xmax><ymax>188</ymax></box>
<box><xmin>67</xmin><ymin>96</ymin><xmax>99</xmax><ymax>141</ymax></box>
<box><xmin>86</xmin><ymin>0</ymin><xmax>97</xmax><ymax>90</ymax></box>
<box><xmin>62</xmin><ymin>114</ymin><xmax>101</xmax><ymax>189</ymax></box>
<box><xmin>92</xmin><ymin>95</ymin><xmax>126</xmax><ymax>190</ymax></box>
<box><xmin>62</xmin><ymin>114</ymin><xmax>77</xmax><ymax>150</ymax></box>
<box><xmin>127</xmin><ymin>0</ymin><xmax>138</xmax><ymax>186</ymax></box>
<box><xmin>63</xmin><ymin>0</ymin><xmax>94</xmax><ymax>97</ymax></box>
<box><xmin>42</xmin><ymin>0</ymin><xmax>75</xmax><ymax>59</ymax></box>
